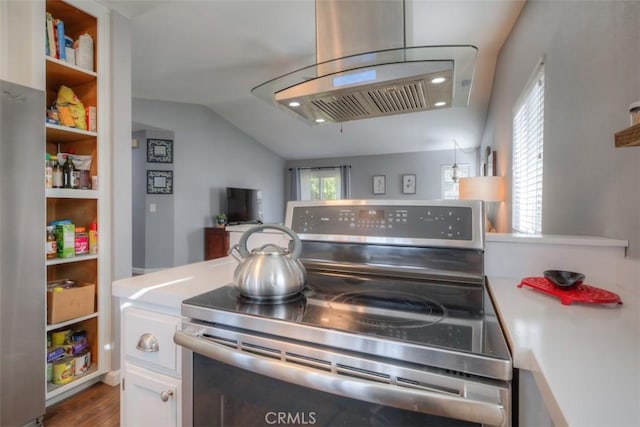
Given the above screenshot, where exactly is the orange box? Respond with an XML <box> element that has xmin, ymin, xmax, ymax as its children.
<box><xmin>47</xmin><ymin>281</ymin><xmax>95</xmax><ymax>324</ymax></box>
<box><xmin>85</xmin><ymin>106</ymin><xmax>97</xmax><ymax>132</ymax></box>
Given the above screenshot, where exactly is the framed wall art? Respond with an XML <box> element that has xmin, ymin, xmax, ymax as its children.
<box><xmin>147</xmin><ymin>170</ymin><xmax>173</xmax><ymax>194</ymax></box>
<box><xmin>372</xmin><ymin>175</ymin><xmax>386</xmax><ymax>194</ymax></box>
<box><xmin>147</xmin><ymin>139</ymin><xmax>174</xmax><ymax>163</ymax></box>
<box><xmin>402</xmin><ymin>174</ymin><xmax>416</xmax><ymax>194</ymax></box>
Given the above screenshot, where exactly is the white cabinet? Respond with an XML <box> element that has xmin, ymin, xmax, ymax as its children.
<box><xmin>518</xmin><ymin>370</ymin><xmax>553</xmax><ymax>427</ymax></box>
<box><xmin>121</xmin><ymin>305</ymin><xmax>182</xmax><ymax>426</ymax></box>
<box><xmin>114</xmin><ymin>259</ymin><xmax>236</xmax><ymax>427</ymax></box>
<box><xmin>123</xmin><ymin>307</ymin><xmax>181</xmax><ymax>376</ymax></box>
<box><xmin>123</xmin><ymin>362</ymin><xmax>180</xmax><ymax>427</ymax></box>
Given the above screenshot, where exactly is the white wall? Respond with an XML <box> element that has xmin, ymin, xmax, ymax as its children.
<box><xmin>0</xmin><ymin>0</ymin><xmax>44</xmax><ymax>89</ymax></box>
<box><xmin>480</xmin><ymin>0</ymin><xmax>640</xmax><ymax>312</ymax></box>
<box><xmin>110</xmin><ymin>9</ymin><xmax>132</xmax><ymax>377</ymax></box>
<box><xmin>131</xmin><ymin>128</ymin><xmax>176</xmax><ymax>271</ymax></box>
<box><xmin>481</xmin><ymin>0</ymin><xmax>640</xmax><ymax>260</ymax></box>
<box><xmin>286</xmin><ymin>148</ymin><xmax>478</xmax><ymax>200</ymax></box>
<box><xmin>132</xmin><ymin>98</ymin><xmax>286</xmax><ymax>266</ymax></box>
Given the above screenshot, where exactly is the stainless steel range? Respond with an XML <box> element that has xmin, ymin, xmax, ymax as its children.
<box><xmin>176</xmin><ymin>200</ymin><xmax>512</xmax><ymax>426</ymax></box>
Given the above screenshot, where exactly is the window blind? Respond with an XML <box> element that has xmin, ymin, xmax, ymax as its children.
<box><xmin>512</xmin><ymin>63</ymin><xmax>544</xmax><ymax>234</ymax></box>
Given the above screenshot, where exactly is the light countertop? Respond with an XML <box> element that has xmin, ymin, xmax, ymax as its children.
<box><xmin>225</xmin><ymin>223</ymin><xmax>284</xmax><ymax>233</ymax></box>
<box><xmin>113</xmin><ymin>257</ymin><xmax>236</xmax><ymax>311</ymax></box>
<box><xmin>486</xmin><ymin>233</ymin><xmax>629</xmax><ymax>247</ymax></box>
<box><xmin>113</xmin><ymin>253</ymin><xmax>639</xmax><ymax>427</ymax></box>
<box><xmin>488</xmin><ymin>276</ymin><xmax>639</xmax><ymax>427</ymax></box>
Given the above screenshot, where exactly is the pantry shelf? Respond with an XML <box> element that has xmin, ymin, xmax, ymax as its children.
<box><xmin>46</xmin><ymin>188</ymin><xmax>98</xmax><ymax>199</ymax></box>
<box><xmin>614</xmin><ymin>123</ymin><xmax>640</xmax><ymax>147</ymax></box>
<box><xmin>46</xmin><ymin>123</ymin><xmax>97</xmax><ymax>140</ymax></box>
<box><xmin>44</xmin><ymin>0</ymin><xmax>110</xmax><ymax>407</ymax></box>
<box><xmin>46</xmin><ymin>254</ymin><xmax>98</xmax><ymax>266</ymax></box>
<box><xmin>46</xmin><ymin>56</ymin><xmax>96</xmax><ymax>87</ymax></box>
<box><xmin>46</xmin><ymin>366</ymin><xmax>100</xmax><ymax>398</ymax></box>
<box><xmin>46</xmin><ymin>312</ymin><xmax>98</xmax><ymax>332</ymax></box>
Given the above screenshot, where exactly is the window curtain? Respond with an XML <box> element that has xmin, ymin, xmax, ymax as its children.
<box><xmin>289</xmin><ymin>167</ymin><xmax>301</xmax><ymax>201</ymax></box>
<box><xmin>289</xmin><ymin>165</ymin><xmax>350</xmax><ymax>200</ymax></box>
<box><xmin>340</xmin><ymin>165</ymin><xmax>351</xmax><ymax>199</ymax></box>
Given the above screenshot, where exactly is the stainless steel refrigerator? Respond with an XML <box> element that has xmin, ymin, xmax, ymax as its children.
<box><xmin>1</xmin><ymin>80</ymin><xmax>46</xmax><ymax>425</ymax></box>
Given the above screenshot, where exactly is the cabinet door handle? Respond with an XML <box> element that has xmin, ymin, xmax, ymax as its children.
<box><xmin>160</xmin><ymin>390</ymin><xmax>174</xmax><ymax>402</ymax></box>
<box><xmin>136</xmin><ymin>333</ymin><xmax>159</xmax><ymax>352</ymax></box>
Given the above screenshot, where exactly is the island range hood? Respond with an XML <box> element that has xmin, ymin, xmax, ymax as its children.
<box><xmin>251</xmin><ymin>0</ymin><xmax>477</xmax><ymax>125</ymax></box>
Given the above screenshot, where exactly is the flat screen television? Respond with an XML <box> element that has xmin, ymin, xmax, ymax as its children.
<box><xmin>225</xmin><ymin>187</ymin><xmax>263</xmax><ymax>225</ymax></box>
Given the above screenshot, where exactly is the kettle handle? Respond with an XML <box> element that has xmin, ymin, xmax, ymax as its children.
<box><xmin>237</xmin><ymin>224</ymin><xmax>302</xmax><ymax>259</ymax></box>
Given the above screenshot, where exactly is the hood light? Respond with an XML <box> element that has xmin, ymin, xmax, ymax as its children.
<box><xmin>434</xmin><ymin>101</ymin><xmax>447</xmax><ymax>107</ymax></box>
<box><xmin>288</xmin><ymin>101</ymin><xmax>301</xmax><ymax>107</ymax></box>
<box><xmin>431</xmin><ymin>77</ymin><xmax>447</xmax><ymax>84</ymax></box>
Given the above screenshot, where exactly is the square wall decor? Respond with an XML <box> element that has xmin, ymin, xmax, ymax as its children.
<box><xmin>402</xmin><ymin>174</ymin><xmax>416</xmax><ymax>194</ymax></box>
<box><xmin>147</xmin><ymin>170</ymin><xmax>173</xmax><ymax>194</ymax></box>
<box><xmin>372</xmin><ymin>175</ymin><xmax>386</xmax><ymax>194</ymax></box>
<box><xmin>147</xmin><ymin>139</ymin><xmax>173</xmax><ymax>163</ymax></box>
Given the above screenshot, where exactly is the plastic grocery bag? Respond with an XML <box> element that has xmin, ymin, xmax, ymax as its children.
<box><xmin>56</xmin><ymin>85</ymin><xmax>87</xmax><ymax>130</ymax></box>
<box><xmin>56</xmin><ymin>153</ymin><xmax>92</xmax><ymax>170</ymax></box>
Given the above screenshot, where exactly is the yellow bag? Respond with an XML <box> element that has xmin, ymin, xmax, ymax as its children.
<box><xmin>56</xmin><ymin>85</ymin><xmax>87</xmax><ymax>130</ymax></box>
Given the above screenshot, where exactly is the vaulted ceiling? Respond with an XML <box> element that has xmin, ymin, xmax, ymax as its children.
<box><xmin>101</xmin><ymin>0</ymin><xmax>525</xmax><ymax>159</ymax></box>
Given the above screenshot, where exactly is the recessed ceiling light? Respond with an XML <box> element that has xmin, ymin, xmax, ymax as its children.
<box><xmin>315</xmin><ymin>118</ymin><xmax>326</xmax><ymax>123</ymax></box>
<box><xmin>431</xmin><ymin>77</ymin><xmax>447</xmax><ymax>84</ymax></box>
<box><xmin>288</xmin><ymin>101</ymin><xmax>301</xmax><ymax>107</ymax></box>
<box><xmin>434</xmin><ymin>101</ymin><xmax>447</xmax><ymax>107</ymax></box>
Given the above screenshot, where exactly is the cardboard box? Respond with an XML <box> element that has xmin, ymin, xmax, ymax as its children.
<box><xmin>47</xmin><ymin>281</ymin><xmax>95</xmax><ymax>324</ymax></box>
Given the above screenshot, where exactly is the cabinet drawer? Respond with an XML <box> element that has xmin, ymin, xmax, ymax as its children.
<box><xmin>123</xmin><ymin>362</ymin><xmax>180</xmax><ymax>427</ymax></box>
<box><xmin>124</xmin><ymin>307</ymin><xmax>180</xmax><ymax>376</ymax></box>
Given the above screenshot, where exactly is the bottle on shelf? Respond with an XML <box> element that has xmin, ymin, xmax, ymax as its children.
<box><xmin>45</xmin><ymin>154</ymin><xmax>53</xmax><ymax>189</ymax></box>
<box><xmin>46</xmin><ymin>225</ymin><xmax>57</xmax><ymax>259</ymax></box>
<box><xmin>88</xmin><ymin>222</ymin><xmax>98</xmax><ymax>255</ymax></box>
<box><xmin>52</xmin><ymin>155</ymin><xmax>63</xmax><ymax>189</ymax></box>
<box><xmin>62</xmin><ymin>154</ymin><xmax>75</xmax><ymax>189</ymax></box>
<box><xmin>68</xmin><ymin>150</ymin><xmax>80</xmax><ymax>189</ymax></box>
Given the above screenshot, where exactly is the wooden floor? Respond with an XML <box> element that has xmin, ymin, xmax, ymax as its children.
<box><xmin>44</xmin><ymin>382</ymin><xmax>119</xmax><ymax>427</ymax></box>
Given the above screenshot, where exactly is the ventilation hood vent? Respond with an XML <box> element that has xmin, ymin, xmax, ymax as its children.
<box><xmin>252</xmin><ymin>0</ymin><xmax>477</xmax><ymax>125</ymax></box>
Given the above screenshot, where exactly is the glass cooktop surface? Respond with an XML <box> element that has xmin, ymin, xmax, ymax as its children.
<box><xmin>183</xmin><ymin>270</ymin><xmax>502</xmax><ymax>354</ymax></box>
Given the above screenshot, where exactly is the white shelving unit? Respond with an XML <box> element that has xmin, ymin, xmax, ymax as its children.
<box><xmin>44</xmin><ymin>0</ymin><xmax>111</xmax><ymax>405</ymax></box>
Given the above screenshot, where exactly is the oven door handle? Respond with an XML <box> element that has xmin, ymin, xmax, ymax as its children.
<box><xmin>175</xmin><ymin>330</ymin><xmax>507</xmax><ymax>427</ymax></box>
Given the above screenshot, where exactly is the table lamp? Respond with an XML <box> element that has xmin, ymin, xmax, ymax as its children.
<box><xmin>458</xmin><ymin>176</ymin><xmax>505</xmax><ymax>231</ymax></box>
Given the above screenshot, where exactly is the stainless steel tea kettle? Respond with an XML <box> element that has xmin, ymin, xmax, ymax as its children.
<box><xmin>229</xmin><ymin>224</ymin><xmax>306</xmax><ymax>300</ymax></box>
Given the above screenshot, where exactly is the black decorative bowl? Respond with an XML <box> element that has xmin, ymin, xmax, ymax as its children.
<box><xmin>543</xmin><ymin>270</ymin><xmax>585</xmax><ymax>290</ymax></box>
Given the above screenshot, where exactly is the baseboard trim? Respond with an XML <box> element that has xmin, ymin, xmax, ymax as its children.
<box><xmin>102</xmin><ymin>369</ymin><xmax>120</xmax><ymax>386</ymax></box>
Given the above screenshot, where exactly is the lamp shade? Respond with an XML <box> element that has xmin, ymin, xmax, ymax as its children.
<box><xmin>458</xmin><ymin>176</ymin><xmax>504</xmax><ymax>202</ymax></box>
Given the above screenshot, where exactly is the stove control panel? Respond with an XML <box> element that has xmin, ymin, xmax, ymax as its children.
<box><xmin>288</xmin><ymin>204</ymin><xmax>474</xmax><ymax>241</ymax></box>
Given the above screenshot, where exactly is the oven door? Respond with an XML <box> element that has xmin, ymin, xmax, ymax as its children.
<box><xmin>175</xmin><ymin>322</ymin><xmax>510</xmax><ymax>427</ymax></box>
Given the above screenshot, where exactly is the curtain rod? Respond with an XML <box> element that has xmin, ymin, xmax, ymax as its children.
<box><xmin>288</xmin><ymin>165</ymin><xmax>351</xmax><ymax>171</ymax></box>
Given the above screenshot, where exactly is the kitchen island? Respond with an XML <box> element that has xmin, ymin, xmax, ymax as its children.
<box><xmin>488</xmin><ymin>276</ymin><xmax>638</xmax><ymax>427</ymax></box>
<box><xmin>113</xmin><ymin>257</ymin><xmax>236</xmax><ymax>426</ymax></box>
<box><xmin>114</xmin><ymin>234</ymin><xmax>638</xmax><ymax>427</ymax></box>
<box><xmin>486</xmin><ymin>233</ymin><xmax>638</xmax><ymax>427</ymax></box>
<box><xmin>114</xmin><ymin>257</ymin><xmax>235</xmax><ymax>312</ymax></box>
